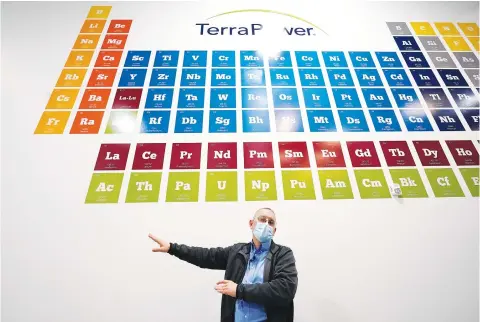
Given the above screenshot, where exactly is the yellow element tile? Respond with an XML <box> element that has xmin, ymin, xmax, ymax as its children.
<box><xmin>46</xmin><ymin>89</ymin><xmax>79</xmax><ymax>109</ymax></box>
<box><xmin>34</xmin><ymin>111</ymin><xmax>71</xmax><ymax>134</ymax></box>
<box><xmin>457</xmin><ymin>22</ymin><xmax>479</xmax><ymax>36</ymax></box>
<box><xmin>467</xmin><ymin>37</ymin><xmax>480</xmax><ymax>51</ymax></box>
<box><xmin>443</xmin><ymin>36</ymin><xmax>472</xmax><ymax>51</ymax></box>
<box><xmin>87</xmin><ymin>6</ymin><xmax>112</xmax><ymax>19</ymax></box>
<box><xmin>65</xmin><ymin>50</ymin><xmax>94</xmax><ymax>67</ymax></box>
<box><xmin>434</xmin><ymin>22</ymin><xmax>459</xmax><ymax>36</ymax></box>
<box><xmin>55</xmin><ymin>69</ymin><xmax>87</xmax><ymax>87</ymax></box>
<box><xmin>410</xmin><ymin>22</ymin><xmax>436</xmax><ymax>35</ymax></box>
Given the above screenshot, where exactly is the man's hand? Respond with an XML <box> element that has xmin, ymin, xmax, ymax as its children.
<box><xmin>148</xmin><ymin>233</ymin><xmax>170</xmax><ymax>253</ymax></box>
<box><xmin>215</xmin><ymin>280</ymin><xmax>238</xmax><ymax>298</ymax></box>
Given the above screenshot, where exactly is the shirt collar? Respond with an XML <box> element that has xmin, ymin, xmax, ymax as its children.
<box><xmin>251</xmin><ymin>239</ymin><xmax>271</xmax><ymax>254</ymax></box>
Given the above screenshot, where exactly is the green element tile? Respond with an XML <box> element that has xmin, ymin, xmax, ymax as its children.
<box><xmin>425</xmin><ymin>168</ymin><xmax>464</xmax><ymax>197</ymax></box>
<box><xmin>125</xmin><ymin>172</ymin><xmax>162</xmax><ymax>203</ymax></box>
<box><xmin>281</xmin><ymin>170</ymin><xmax>316</xmax><ymax>200</ymax></box>
<box><xmin>318</xmin><ymin>170</ymin><xmax>354</xmax><ymax>199</ymax></box>
<box><xmin>389</xmin><ymin>169</ymin><xmax>428</xmax><ymax>198</ymax></box>
<box><xmin>105</xmin><ymin>111</ymin><xmax>138</xmax><ymax>134</ymax></box>
<box><xmin>205</xmin><ymin>171</ymin><xmax>238</xmax><ymax>202</ymax></box>
<box><xmin>165</xmin><ymin>171</ymin><xmax>200</xmax><ymax>202</ymax></box>
<box><xmin>354</xmin><ymin>169</ymin><xmax>391</xmax><ymax>199</ymax></box>
<box><xmin>85</xmin><ymin>173</ymin><xmax>124</xmax><ymax>203</ymax></box>
<box><xmin>459</xmin><ymin>168</ymin><xmax>479</xmax><ymax>197</ymax></box>
<box><xmin>244</xmin><ymin>171</ymin><xmax>277</xmax><ymax>201</ymax></box>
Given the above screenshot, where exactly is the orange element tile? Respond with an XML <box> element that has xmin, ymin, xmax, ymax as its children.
<box><xmin>70</xmin><ymin>111</ymin><xmax>105</xmax><ymax>134</ymax></box>
<box><xmin>56</xmin><ymin>69</ymin><xmax>87</xmax><ymax>87</ymax></box>
<box><xmin>80</xmin><ymin>19</ymin><xmax>107</xmax><ymax>33</ymax></box>
<box><xmin>101</xmin><ymin>34</ymin><xmax>128</xmax><ymax>49</ymax></box>
<box><xmin>95</xmin><ymin>51</ymin><xmax>123</xmax><ymax>67</ymax></box>
<box><xmin>87</xmin><ymin>69</ymin><xmax>118</xmax><ymax>87</ymax></box>
<box><xmin>79</xmin><ymin>89</ymin><xmax>112</xmax><ymax>109</ymax></box>
<box><xmin>107</xmin><ymin>20</ymin><xmax>132</xmax><ymax>33</ymax></box>
<box><xmin>46</xmin><ymin>89</ymin><xmax>79</xmax><ymax>109</ymax></box>
<box><xmin>34</xmin><ymin>111</ymin><xmax>70</xmax><ymax>134</ymax></box>
<box><xmin>73</xmin><ymin>34</ymin><xmax>100</xmax><ymax>49</ymax></box>
<box><xmin>65</xmin><ymin>50</ymin><xmax>94</xmax><ymax>67</ymax></box>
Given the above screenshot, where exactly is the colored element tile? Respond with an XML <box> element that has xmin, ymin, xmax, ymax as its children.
<box><xmin>102</xmin><ymin>34</ymin><xmax>128</xmax><ymax>49</ymax></box>
<box><xmin>73</xmin><ymin>34</ymin><xmax>100</xmax><ymax>49</ymax></box>
<box><xmin>312</xmin><ymin>141</ymin><xmax>346</xmax><ymax>168</ymax></box>
<box><xmin>380</xmin><ymin>141</ymin><xmax>416</xmax><ymax>167</ymax></box>
<box><xmin>85</xmin><ymin>173</ymin><xmax>124</xmax><ymax>204</ymax></box>
<box><xmin>112</xmin><ymin>89</ymin><xmax>143</xmax><ymax>109</ymax></box>
<box><xmin>281</xmin><ymin>170</ymin><xmax>316</xmax><ymax>200</ymax></box>
<box><xmin>389</xmin><ymin>169</ymin><xmax>428</xmax><ymax>198</ymax></box>
<box><xmin>132</xmin><ymin>143</ymin><xmax>166</xmax><ymax>170</ymax></box>
<box><xmin>65</xmin><ymin>50</ymin><xmax>94</xmax><ymax>67</ymax></box>
<box><xmin>410</xmin><ymin>22</ymin><xmax>436</xmax><ymax>35</ymax></box>
<box><xmin>244</xmin><ymin>171</ymin><xmax>277</xmax><ymax>201</ymax></box>
<box><xmin>141</xmin><ymin>111</ymin><xmax>171</xmax><ymax>133</ymax></box>
<box><xmin>243</xmin><ymin>142</ymin><xmax>274</xmax><ymax>169</ymax></box>
<box><xmin>46</xmin><ymin>89</ymin><xmax>79</xmax><ymax>109</ymax></box>
<box><xmin>278</xmin><ymin>142</ymin><xmax>310</xmax><ymax>168</ymax></box>
<box><xmin>87</xmin><ymin>6</ymin><xmax>112</xmax><ymax>19</ymax></box>
<box><xmin>34</xmin><ymin>111</ymin><xmax>70</xmax><ymax>134</ymax></box>
<box><xmin>354</xmin><ymin>169</ymin><xmax>391</xmax><ymax>199</ymax></box>
<box><xmin>165</xmin><ymin>172</ymin><xmax>200</xmax><ymax>202</ymax></box>
<box><xmin>87</xmin><ymin>68</ymin><xmax>117</xmax><ymax>87</ymax></box>
<box><xmin>205</xmin><ymin>171</ymin><xmax>238</xmax><ymax>202</ymax></box>
<box><xmin>107</xmin><ymin>20</ymin><xmax>132</xmax><ymax>33</ymax></box>
<box><xmin>207</xmin><ymin>142</ymin><xmax>237</xmax><ymax>169</ymax></box>
<box><xmin>125</xmin><ymin>172</ymin><xmax>162</xmax><ymax>203</ymax></box>
<box><xmin>169</xmin><ymin>143</ymin><xmax>202</xmax><ymax>169</ymax></box>
<box><xmin>459</xmin><ymin>168</ymin><xmax>480</xmax><ymax>197</ymax></box>
<box><xmin>445</xmin><ymin>140</ymin><xmax>479</xmax><ymax>166</ymax></box>
<box><xmin>425</xmin><ymin>168</ymin><xmax>464</xmax><ymax>197</ymax></box>
<box><xmin>434</xmin><ymin>22</ymin><xmax>459</xmax><ymax>36</ymax></box>
<box><xmin>347</xmin><ymin>141</ymin><xmax>381</xmax><ymax>167</ymax></box>
<box><xmin>79</xmin><ymin>89</ymin><xmax>111</xmax><ymax>109</ymax></box>
<box><xmin>94</xmin><ymin>143</ymin><xmax>130</xmax><ymax>171</ymax></box>
<box><xmin>95</xmin><ymin>51</ymin><xmax>123</xmax><ymax>67</ymax></box>
<box><xmin>70</xmin><ymin>111</ymin><xmax>104</xmax><ymax>134</ymax></box>
<box><xmin>318</xmin><ymin>170</ymin><xmax>354</xmax><ymax>199</ymax></box>
<box><xmin>80</xmin><ymin>19</ymin><xmax>106</xmax><ymax>33</ymax></box>
<box><xmin>443</xmin><ymin>37</ymin><xmax>472</xmax><ymax>51</ymax></box>
<box><xmin>457</xmin><ymin>23</ymin><xmax>479</xmax><ymax>36</ymax></box>
<box><xmin>105</xmin><ymin>111</ymin><xmax>138</xmax><ymax>134</ymax></box>
<box><xmin>413</xmin><ymin>141</ymin><xmax>450</xmax><ymax>166</ymax></box>
<box><xmin>56</xmin><ymin>69</ymin><xmax>87</xmax><ymax>87</ymax></box>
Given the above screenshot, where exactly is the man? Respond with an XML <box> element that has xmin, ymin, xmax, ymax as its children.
<box><xmin>148</xmin><ymin>207</ymin><xmax>298</xmax><ymax>322</ymax></box>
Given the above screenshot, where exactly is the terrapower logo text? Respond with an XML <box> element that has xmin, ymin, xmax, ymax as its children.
<box><xmin>196</xmin><ymin>9</ymin><xmax>328</xmax><ymax>36</ymax></box>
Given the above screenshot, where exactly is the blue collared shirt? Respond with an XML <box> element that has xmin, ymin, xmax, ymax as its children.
<box><xmin>234</xmin><ymin>240</ymin><xmax>271</xmax><ymax>322</ymax></box>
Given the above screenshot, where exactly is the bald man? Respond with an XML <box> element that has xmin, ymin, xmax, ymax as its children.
<box><xmin>149</xmin><ymin>208</ymin><xmax>298</xmax><ymax>322</ymax></box>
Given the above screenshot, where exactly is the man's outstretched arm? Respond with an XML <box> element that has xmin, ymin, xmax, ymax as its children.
<box><xmin>149</xmin><ymin>234</ymin><xmax>232</xmax><ymax>270</ymax></box>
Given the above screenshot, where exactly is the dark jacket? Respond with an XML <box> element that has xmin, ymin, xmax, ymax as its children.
<box><xmin>167</xmin><ymin>240</ymin><xmax>298</xmax><ymax>322</ymax></box>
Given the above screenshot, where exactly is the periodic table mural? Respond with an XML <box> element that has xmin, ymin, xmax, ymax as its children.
<box><xmin>33</xmin><ymin>5</ymin><xmax>480</xmax><ymax>204</ymax></box>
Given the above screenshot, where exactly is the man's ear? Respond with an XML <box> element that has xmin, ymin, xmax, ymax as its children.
<box><xmin>249</xmin><ymin>219</ymin><xmax>254</xmax><ymax>229</ymax></box>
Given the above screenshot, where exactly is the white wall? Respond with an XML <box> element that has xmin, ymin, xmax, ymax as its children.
<box><xmin>2</xmin><ymin>1</ymin><xmax>479</xmax><ymax>322</ymax></box>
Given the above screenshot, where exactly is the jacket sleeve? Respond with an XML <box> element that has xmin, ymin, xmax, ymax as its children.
<box><xmin>236</xmin><ymin>248</ymin><xmax>298</xmax><ymax>306</ymax></box>
<box><xmin>167</xmin><ymin>242</ymin><xmax>233</xmax><ymax>270</ymax></box>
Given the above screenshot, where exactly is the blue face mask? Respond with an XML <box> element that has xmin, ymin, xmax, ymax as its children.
<box><xmin>253</xmin><ymin>221</ymin><xmax>274</xmax><ymax>243</ymax></box>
